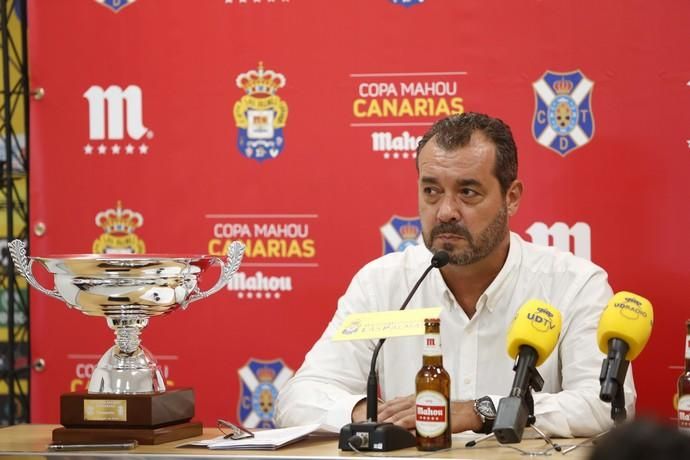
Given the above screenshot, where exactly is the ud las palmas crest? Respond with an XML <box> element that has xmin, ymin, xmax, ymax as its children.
<box><xmin>532</xmin><ymin>70</ymin><xmax>595</xmax><ymax>156</ymax></box>
<box><xmin>233</xmin><ymin>62</ymin><xmax>288</xmax><ymax>162</ymax></box>
<box><xmin>92</xmin><ymin>201</ymin><xmax>146</xmax><ymax>254</ymax></box>
<box><xmin>238</xmin><ymin>359</ymin><xmax>293</xmax><ymax>428</ymax></box>
<box><xmin>381</xmin><ymin>216</ymin><xmax>423</xmax><ymax>255</ymax></box>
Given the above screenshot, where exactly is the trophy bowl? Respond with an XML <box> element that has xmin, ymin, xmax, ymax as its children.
<box><xmin>8</xmin><ymin>239</ymin><xmax>245</xmax><ymax>395</ymax></box>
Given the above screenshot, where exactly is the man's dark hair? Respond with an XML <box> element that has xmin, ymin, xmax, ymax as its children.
<box><xmin>589</xmin><ymin>418</ymin><xmax>690</xmax><ymax>460</ymax></box>
<box><xmin>416</xmin><ymin>112</ymin><xmax>518</xmax><ymax>195</ymax></box>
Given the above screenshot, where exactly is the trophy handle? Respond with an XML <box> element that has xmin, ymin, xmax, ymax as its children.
<box><xmin>182</xmin><ymin>240</ymin><xmax>245</xmax><ymax>309</ymax></box>
<box><xmin>8</xmin><ymin>239</ymin><xmax>63</xmax><ymax>301</ymax></box>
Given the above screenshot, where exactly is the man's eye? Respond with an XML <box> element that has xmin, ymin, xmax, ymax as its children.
<box><xmin>423</xmin><ymin>187</ymin><xmax>439</xmax><ymax>196</ymax></box>
<box><xmin>460</xmin><ymin>188</ymin><xmax>478</xmax><ymax>198</ymax></box>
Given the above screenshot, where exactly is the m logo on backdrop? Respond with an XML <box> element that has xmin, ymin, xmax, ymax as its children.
<box><xmin>95</xmin><ymin>0</ymin><xmax>136</xmax><ymax>13</ymax></box>
<box><xmin>380</xmin><ymin>216</ymin><xmax>423</xmax><ymax>254</ymax></box>
<box><xmin>532</xmin><ymin>70</ymin><xmax>594</xmax><ymax>156</ymax></box>
<box><xmin>83</xmin><ymin>85</ymin><xmax>152</xmax><ymax>155</ymax></box>
<box><xmin>233</xmin><ymin>63</ymin><xmax>288</xmax><ymax>162</ymax></box>
<box><xmin>525</xmin><ymin>222</ymin><xmax>591</xmax><ymax>261</ymax></box>
<box><xmin>92</xmin><ymin>201</ymin><xmax>146</xmax><ymax>254</ymax></box>
<box><xmin>238</xmin><ymin>359</ymin><xmax>293</xmax><ymax>428</ymax></box>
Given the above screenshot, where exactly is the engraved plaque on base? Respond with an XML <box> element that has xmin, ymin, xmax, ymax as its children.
<box><xmin>61</xmin><ymin>388</ymin><xmax>195</xmax><ymax>428</ymax></box>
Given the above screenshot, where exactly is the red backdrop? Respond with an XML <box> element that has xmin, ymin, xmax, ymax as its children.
<box><xmin>26</xmin><ymin>0</ymin><xmax>690</xmax><ymax>427</ymax></box>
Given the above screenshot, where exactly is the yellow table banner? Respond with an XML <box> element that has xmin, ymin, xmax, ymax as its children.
<box><xmin>332</xmin><ymin>307</ymin><xmax>442</xmax><ymax>341</ymax></box>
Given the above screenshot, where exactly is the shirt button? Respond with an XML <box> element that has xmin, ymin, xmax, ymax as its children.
<box><xmin>464</xmin><ymin>378</ymin><xmax>471</xmax><ymax>384</ymax></box>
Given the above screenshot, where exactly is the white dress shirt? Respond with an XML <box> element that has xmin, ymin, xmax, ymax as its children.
<box><xmin>275</xmin><ymin>232</ymin><xmax>635</xmax><ymax>437</ymax></box>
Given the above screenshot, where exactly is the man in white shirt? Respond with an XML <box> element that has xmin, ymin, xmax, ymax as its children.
<box><xmin>275</xmin><ymin>112</ymin><xmax>635</xmax><ymax>437</ymax></box>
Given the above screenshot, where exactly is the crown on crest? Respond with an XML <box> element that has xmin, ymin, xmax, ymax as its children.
<box><xmin>236</xmin><ymin>62</ymin><xmax>286</xmax><ymax>96</ymax></box>
<box><xmin>95</xmin><ymin>201</ymin><xmax>144</xmax><ymax>235</ymax></box>
<box><xmin>256</xmin><ymin>366</ymin><xmax>276</xmax><ymax>382</ymax></box>
<box><xmin>552</xmin><ymin>78</ymin><xmax>574</xmax><ymax>95</ymax></box>
<box><xmin>399</xmin><ymin>223</ymin><xmax>419</xmax><ymax>240</ymax></box>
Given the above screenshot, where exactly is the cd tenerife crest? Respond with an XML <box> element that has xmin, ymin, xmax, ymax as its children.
<box><xmin>381</xmin><ymin>216</ymin><xmax>423</xmax><ymax>254</ymax></box>
<box><xmin>233</xmin><ymin>63</ymin><xmax>289</xmax><ymax>162</ymax></box>
<box><xmin>238</xmin><ymin>359</ymin><xmax>293</xmax><ymax>428</ymax></box>
<box><xmin>532</xmin><ymin>70</ymin><xmax>595</xmax><ymax>156</ymax></box>
<box><xmin>389</xmin><ymin>0</ymin><xmax>425</xmax><ymax>7</ymax></box>
<box><xmin>95</xmin><ymin>0</ymin><xmax>136</xmax><ymax>13</ymax></box>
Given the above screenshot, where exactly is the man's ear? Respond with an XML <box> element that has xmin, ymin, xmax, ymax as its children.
<box><xmin>505</xmin><ymin>180</ymin><xmax>523</xmax><ymax>217</ymax></box>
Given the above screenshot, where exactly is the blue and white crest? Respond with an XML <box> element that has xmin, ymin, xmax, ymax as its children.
<box><xmin>532</xmin><ymin>70</ymin><xmax>595</xmax><ymax>156</ymax></box>
<box><xmin>96</xmin><ymin>0</ymin><xmax>136</xmax><ymax>13</ymax></box>
<box><xmin>380</xmin><ymin>216</ymin><xmax>423</xmax><ymax>255</ymax></box>
<box><xmin>233</xmin><ymin>63</ymin><xmax>289</xmax><ymax>163</ymax></box>
<box><xmin>389</xmin><ymin>0</ymin><xmax>425</xmax><ymax>7</ymax></box>
<box><xmin>238</xmin><ymin>359</ymin><xmax>293</xmax><ymax>428</ymax></box>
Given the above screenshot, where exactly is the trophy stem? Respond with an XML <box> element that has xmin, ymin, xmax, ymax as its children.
<box><xmin>107</xmin><ymin>317</ymin><xmax>148</xmax><ymax>355</ymax></box>
<box><xmin>88</xmin><ymin>317</ymin><xmax>164</xmax><ymax>394</ymax></box>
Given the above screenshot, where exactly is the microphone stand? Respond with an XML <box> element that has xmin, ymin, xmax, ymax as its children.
<box><xmin>611</xmin><ymin>387</ymin><xmax>627</xmax><ymax>424</ymax></box>
<box><xmin>487</xmin><ymin>349</ymin><xmax>561</xmax><ymax>451</ymax></box>
<box><xmin>467</xmin><ymin>391</ymin><xmax>559</xmax><ymax>452</ymax></box>
<box><xmin>338</xmin><ymin>335</ymin><xmax>418</xmax><ymax>452</ymax></box>
<box><xmin>339</xmin><ymin>254</ymin><xmax>448</xmax><ymax>452</ymax></box>
<box><xmin>561</xmin><ymin>341</ymin><xmax>630</xmax><ymax>455</ymax></box>
<box><xmin>600</xmin><ymin>338</ymin><xmax>629</xmax><ymax>424</ymax></box>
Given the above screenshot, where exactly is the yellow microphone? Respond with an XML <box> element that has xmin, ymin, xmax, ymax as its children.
<box><xmin>506</xmin><ymin>299</ymin><xmax>563</xmax><ymax>366</ymax></box>
<box><xmin>597</xmin><ymin>291</ymin><xmax>653</xmax><ymax>411</ymax></box>
<box><xmin>494</xmin><ymin>300</ymin><xmax>562</xmax><ymax>444</ymax></box>
<box><xmin>597</xmin><ymin>291</ymin><xmax>653</xmax><ymax>360</ymax></box>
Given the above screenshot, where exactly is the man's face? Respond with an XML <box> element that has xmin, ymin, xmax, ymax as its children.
<box><xmin>417</xmin><ymin>133</ymin><xmax>518</xmax><ymax>265</ymax></box>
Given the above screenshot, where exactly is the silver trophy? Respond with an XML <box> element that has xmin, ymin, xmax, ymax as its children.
<box><xmin>8</xmin><ymin>239</ymin><xmax>245</xmax><ymax>395</ymax></box>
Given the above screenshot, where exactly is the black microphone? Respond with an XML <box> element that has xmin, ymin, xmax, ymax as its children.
<box><xmin>492</xmin><ymin>301</ymin><xmax>562</xmax><ymax>444</ymax></box>
<box><xmin>338</xmin><ymin>251</ymin><xmax>449</xmax><ymax>452</ymax></box>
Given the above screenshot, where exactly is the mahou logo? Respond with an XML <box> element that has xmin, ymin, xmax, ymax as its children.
<box><xmin>525</xmin><ymin>222</ymin><xmax>591</xmax><ymax>260</ymax></box>
<box><xmin>83</xmin><ymin>85</ymin><xmax>153</xmax><ymax>155</ymax></box>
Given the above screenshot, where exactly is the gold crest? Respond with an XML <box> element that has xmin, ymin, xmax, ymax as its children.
<box><xmin>92</xmin><ymin>201</ymin><xmax>146</xmax><ymax>254</ymax></box>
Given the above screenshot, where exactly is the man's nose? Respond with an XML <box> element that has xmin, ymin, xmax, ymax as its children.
<box><xmin>437</xmin><ymin>195</ymin><xmax>461</xmax><ymax>223</ymax></box>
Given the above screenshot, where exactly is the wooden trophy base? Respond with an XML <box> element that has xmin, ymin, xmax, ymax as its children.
<box><xmin>53</xmin><ymin>421</ymin><xmax>203</xmax><ymax>445</ymax></box>
<box><xmin>56</xmin><ymin>388</ymin><xmax>201</xmax><ymax>444</ymax></box>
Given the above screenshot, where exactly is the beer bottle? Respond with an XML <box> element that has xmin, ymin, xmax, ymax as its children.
<box><xmin>678</xmin><ymin>320</ymin><xmax>690</xmax><ymax>433</ymax></box>
<box><xmin>415</xmin><ymin>318</ymin><xmax>451</xmax><ymax>450</ymax></box>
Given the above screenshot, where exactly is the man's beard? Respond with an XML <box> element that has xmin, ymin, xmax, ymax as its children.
<box><xmin>424</xmin><ymin>205</ymin><xmax>509</xmax><ymax>265</ymax></box>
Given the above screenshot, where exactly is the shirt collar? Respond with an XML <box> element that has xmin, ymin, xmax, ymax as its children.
<box><xmin>480</xmin><ymin>232</ymin><xmax>522</xmax><ymax>313</ymax></box>
<box><xmin>436</xmin><ymin>232</ymin><xmax>523</xmax><ymax>314</ymax></box>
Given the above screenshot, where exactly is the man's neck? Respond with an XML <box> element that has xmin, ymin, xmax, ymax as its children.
<box><xmin>440</xmin><ymin>236</ymin><xmax>511</xmax><ymax>318</ymax></box>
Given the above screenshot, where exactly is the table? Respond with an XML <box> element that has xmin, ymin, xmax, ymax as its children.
<box><xmin>0</xmin><ymin>425</ymin><xmax>596</xmax><ymax>459</ymax></box>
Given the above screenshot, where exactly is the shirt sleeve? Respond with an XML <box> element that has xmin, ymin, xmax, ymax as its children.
<box><xmin>274</xmin><ymin>269</ymin><xmax>377</xmax><ymax>429</ymax></box>
<box><xmin>531</xmin><ymin>270</ymin><xmax>636</xmax><ymax>437</ymax></box>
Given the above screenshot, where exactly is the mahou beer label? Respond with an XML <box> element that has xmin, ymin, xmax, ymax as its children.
<box><xmin>416</xmin><ymin>390</ymin><xmax>448</xmax><ymax>437</ymax></box>
<box><xmin>679</xmin><ymin>395</ymin><xmax>690</xmax><ymax>432</ymax></box>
